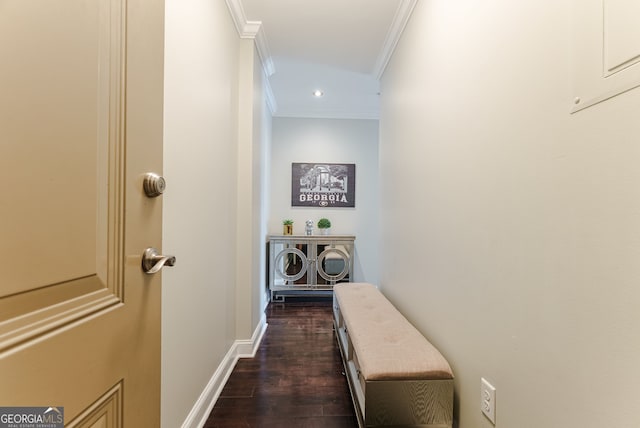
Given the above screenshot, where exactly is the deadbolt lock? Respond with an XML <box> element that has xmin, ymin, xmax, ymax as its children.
<box><xmin>143</xmin><ymin>172</ymin><xmax>166</xmax><ymax>198</ymax></box>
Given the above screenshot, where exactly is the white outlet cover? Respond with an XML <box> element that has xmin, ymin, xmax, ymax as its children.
<box><xmin>481</xmin><ymin>377</ymin><xmax>496</xmax><ymax>424</ymax></box>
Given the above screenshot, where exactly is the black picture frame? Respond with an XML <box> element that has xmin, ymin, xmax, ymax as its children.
<box><xmin>291</xmin><ymin>163</ymin><xmax>356</xmax><ymax>208</ymax></box>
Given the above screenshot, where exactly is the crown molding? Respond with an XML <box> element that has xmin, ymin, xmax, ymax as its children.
<box><xmin>254</xmin><ymin>27</ymin><xmax>275</xmax><ymax>76</ymax></box>
<box><xmin>242</xmin><ymin>21</ymin><xmax>261</xmax><ymax>38</ymax></box>
<box><xmin>373</xmin><ymin>0</ymin><xmax>418</xmax><ymax>80</ymax></box>
<box><xmin>226</xmin><ymin>0</ymin><xmax>275</xmax><ymax>76</ymax></box>
<box><xmin>263</xmin><ymin>73</ymin><xmax>277</xmax><ymax>115</ymax></box>
<box><xmin>225</xmin><ymin>0</ymin><xmax>251</xmax><ymax>36</ymax></box>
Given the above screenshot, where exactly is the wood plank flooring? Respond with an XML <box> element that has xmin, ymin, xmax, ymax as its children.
<box><xmin>204</xmin><ymin>299</ymin><xmax>358</xmax><ymax>428</ymax></box>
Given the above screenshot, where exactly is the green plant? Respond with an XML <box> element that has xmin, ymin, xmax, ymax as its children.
<box><xmin>283</xmin><ymin>219</ymin><xmax>294</xmax><ymax>225</ymax></box>
<box><xmin>317</xmin><ymin>218</ymin><xmax>331</xmax><ymax>229</ymax></box>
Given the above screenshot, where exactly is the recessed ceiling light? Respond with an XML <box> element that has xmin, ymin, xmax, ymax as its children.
<box><xmin>313</xmin><ymin>90</ymin><xmax>324</xmax><ymax>97</ymax></box>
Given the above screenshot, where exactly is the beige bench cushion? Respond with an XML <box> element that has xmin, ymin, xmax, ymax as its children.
<box><xmin>335</xmin><ymin>282</ymin><xmax>454</xmax><ymax>381</ymax></box>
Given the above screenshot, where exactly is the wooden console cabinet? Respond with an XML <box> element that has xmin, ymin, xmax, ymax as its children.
<box><xmin>268</xmin><ymin>235</ymin><xmax>355</xmax><ymax>301</ymax></box>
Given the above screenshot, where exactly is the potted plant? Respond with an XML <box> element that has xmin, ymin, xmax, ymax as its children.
<box><xmin>283</xmin><ymin>219</ymin><xmax>294</xmax><ymax>235</ymax></box>
<box><xmin>317</xmin><ymin>218</ymin><xmax>331</xmax><ymax>235</ymax></box>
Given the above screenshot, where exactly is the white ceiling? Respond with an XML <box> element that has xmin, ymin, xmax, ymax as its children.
<box><xmin>236</xmin><ymin>0</ymin><xmax>416</xmax><ymax>119</ymax></box>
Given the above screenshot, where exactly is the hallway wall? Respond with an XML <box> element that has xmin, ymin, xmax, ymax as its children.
<box><xmin>379</xmin><ymin>1</ymin><xmax>640</xmax><ymax>427</ymax></box>
<box><xmin>235</xmin><ymin>44</ymin><xmax>272</xmax><ymax>339</ymax></box>
<box><xmin>269</xmin><ymin>117</ymin><xmax>379</xmax><ymax>285</ymax></box>
<box><xmin>162</xmin><ymin>1</ymin><xmax>257</xmax><ymax>427</ymax></box>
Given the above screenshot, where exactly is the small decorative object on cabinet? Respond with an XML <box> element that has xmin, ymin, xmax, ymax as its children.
<box><xmin>268</xmin><ymin>234</ymin><xmax>355</xmax><ymax>301</ymax></box>
<box><xmin>317</xmin><ymin>218</ymin><xmax>331</xmax><ymax>235</ymax></box>
<box><xmin>282</xmin><ymin>219</ymin><xmax>294</xmax><ymax>235</ymax></box>
<box><xmin>305</xmin><ymin>220</ymin><xmax>314</xmax><ymax>236</ymax></box>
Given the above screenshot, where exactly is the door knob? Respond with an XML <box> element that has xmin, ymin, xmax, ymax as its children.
<box><xmin>142</xmin><ymin>247</ymin><xmax>176</xmax><ymax>274</ymax></box>
<box><xmin>143</xmin><ymin>172</ymin><xmax>166</xmax><ymax>197</ymax></box>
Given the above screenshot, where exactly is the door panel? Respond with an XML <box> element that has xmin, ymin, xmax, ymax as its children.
<box><xmin>1</xmin><ymin>0</ymin><xmax>104</xmax><ymax>293</ymax></box>
<box><xmin>67</xmin><ymin>382</ymin><xmax>122</xmax><ymax>428</ymax></box>
<box><xmin>0</xmin><ymin>0</ymin><xmax>120</xmax><ymax>350</ymax></box>
<box><xmin>0</xmin><ymin>0</ymin><xmax>121</xmax><ymax>336</ymax></box>
<box><xmin>0</xmin><ymin>0</ymin><xmax>164</xmax><ymax>425</ymax></box>
<box><xmin>1</xmin><ymin>0</ymin><xmax>102</xmax><ymax>292</ymax></box>
<box><xmin>571</xmin><ymin>0</ymin><xmax>640</xmax><ymax>112</ymax></box>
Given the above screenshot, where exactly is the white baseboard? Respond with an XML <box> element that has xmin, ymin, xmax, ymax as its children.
<box><xmin>181</xmin><ymin>315</ymin><xmax>268</xmax><ymax>428</ymax></box>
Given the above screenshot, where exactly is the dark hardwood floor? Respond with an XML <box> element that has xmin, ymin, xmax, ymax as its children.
<box><xmin>204</xmin><ymin>299</ymin><xmax>358</xmax><ymax>428</ymax></box>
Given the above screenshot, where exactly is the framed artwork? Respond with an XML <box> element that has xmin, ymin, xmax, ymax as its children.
<box><xmin>291</xmin><ymin>163</ymin><xmax>355</xmax><ymax>208</ymax></box>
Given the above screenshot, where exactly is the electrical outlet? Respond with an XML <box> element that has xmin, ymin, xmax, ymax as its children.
<box><xmin>481</xmin><ymin>377</ymin><xmax>496</xmax><ymax>424</ymax></box>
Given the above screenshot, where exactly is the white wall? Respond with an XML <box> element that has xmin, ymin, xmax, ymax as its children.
<box><xmin>270</xmin><ymin>117</ymin><xmax>379</xmax><ymax>284</ymax></box>
<box><xmin>162</xmin><ymin>2</ymin><xmax>240</xmax><ymax>427</ymax></box>
<box><xmin>235</xmin><ymin>43</ymin><xmax>272</xmax><ymax>338</ymax></box>
<box><xmin>253</xmin><ymin>54</ymin><xmax>273</xmax><ymax>319</ymax></box>
<box><xmin>380</xmin><ymin>1</ymin><xmax>640</xmax><ymax>427</ymax></box>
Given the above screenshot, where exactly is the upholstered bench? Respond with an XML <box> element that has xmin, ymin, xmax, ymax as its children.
<box><xmin>333</xmin><ymin>283</ymin><xmax>454</xmax><ymax>427</ymax></box>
